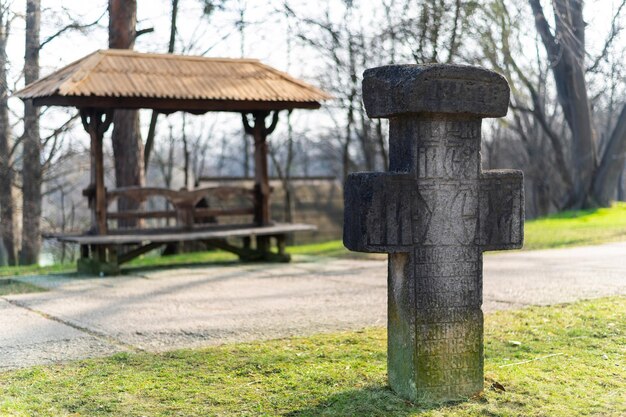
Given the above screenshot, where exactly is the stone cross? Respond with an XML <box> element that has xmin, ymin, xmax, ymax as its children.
<box><xmin>344</xmin><ymin>64</ymin><xmax>524</xmax><ymax>402</ymax></box>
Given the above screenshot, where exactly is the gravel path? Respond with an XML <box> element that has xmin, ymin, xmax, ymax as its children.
<box><xmin>2</xmin><ymin>241</ymin><xmax>625</xmax><ymax>370</ymax></box>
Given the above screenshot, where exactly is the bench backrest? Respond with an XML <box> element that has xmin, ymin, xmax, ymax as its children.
<box><xmin>105</xmin><ymin>186</ymin><xmax>255</xmax><ymax>231</ymax></box>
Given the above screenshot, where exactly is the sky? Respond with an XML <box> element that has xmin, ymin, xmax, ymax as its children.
<box><xmin>6</xmin><ymin>0</ymin><xmax>312</xmax><ymax>85</ymax></box>
<box><xmin>4</xmin><ymin>0</ymin><xmax>620</xmax><ymax>75</ymax></box>
<box><xmin>2</xmin><ymin>0</ymin><xmax>625</xmax><ymax>178</ymax></box>
<box><xmin>4</xmin><ymin>0</ymin><xmax>624</xmax><ymax>108</ymax></box>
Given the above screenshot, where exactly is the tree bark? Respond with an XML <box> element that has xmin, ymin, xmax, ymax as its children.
<box><xmin>108</xmin><ymin>0</ymin><xmax>144</xmax><ymax>226</ymax></box>
<box><xmin>20</xmin><ymin>0</ymin><xmax>41</xmax><ymax>265</ymax></box>
<box><xmin>0</xmin><ymin>5</ymin><xmax>16</xmax><ymax>265</ymax></box>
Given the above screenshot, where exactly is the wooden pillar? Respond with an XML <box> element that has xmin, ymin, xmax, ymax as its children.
<box><xmin>242</xmin><ymin>111</ymin><xmax>280</xmax><ymax>226</ymax></box>
<box><xmin>252</xmin><ymin>112</ymin><xmax>271</xmax><ymax>226</ymax></box>
<box><xmin>242</xmin><ymin>111</ymin><xmax>280</xmax><ymax>255</ymax></box>
<box><xmin>80</xmin><ymin>108</ymin><xmax>113</xmax><ymax>236</ymax></box>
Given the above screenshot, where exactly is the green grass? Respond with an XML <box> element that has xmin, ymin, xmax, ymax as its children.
<box><xmin>524</xmin><ymin>202</ymin><xmax>626</xmax><ymax>250</ymax></box>
<box><xmin>0</xmin><ymin>296</ymin><xmax>623</xmax><ymax>416</ymax></box>
<box><xmin>0</xmin><ymin>202</ymin><xmax>624</xmax><ymax>277</ymax></box>
<box><xmin>0</xmin><ymin>263</ymin><xmax>74</xmax><ymax>278</ymax></box>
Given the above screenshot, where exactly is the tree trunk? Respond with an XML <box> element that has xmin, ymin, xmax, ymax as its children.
<box><xmin>529</xmin><ymin>0</ymin><xmax>596</xmax><ymax>207</ymax></box>
<box><xmin>182</xmin><ymin>113</ymin><xmax>189</xmax><ymax>188</ymax></box>
<box><xmin>20</xmin><ymin>0</ymin><xmax>41</xmax><ymax>265</ymax></box>
<box><xmin>144</xmin><ymin>0</ymin><xmax>179</xmax><ymax>171</ymax></box>
<box><xmin>0</xmin><ymin>5</ymin><xmax>16</xmax><ymax>265</ymax></box>
<box><xmin>108</xmin><ymin>0</ymin><xmax>144</xmax><ymax>226</ymax></box>
<box><xmin>284</xmin><ymin>111</ymin><xmax>295</xmax><ymax>224</ymax></box>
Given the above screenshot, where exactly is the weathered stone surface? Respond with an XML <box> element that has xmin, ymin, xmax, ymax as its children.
<box><xmin>344</xmin><ymin>64</ymin><xmax>523</xmax><ymax>403</ymax></box>
<box><xmin>362</xmin><ymin>64</ymin><xmax>510</xmax><ymax>118</ymax></box>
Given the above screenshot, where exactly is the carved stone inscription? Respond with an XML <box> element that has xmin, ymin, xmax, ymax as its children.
<box><xmin>416</xmin><ymin>123</ymin><xmax>479</xmax><ymax>180</ymax></box>
<box><xmin>344</xmin><ymin>64</ymin><xmax>523</xmax><ymax>403</ymax></box>
<box><xmin>419</xmin><ymin>78</ymin><xmax>509</xmax><ymax>112</ymax></box>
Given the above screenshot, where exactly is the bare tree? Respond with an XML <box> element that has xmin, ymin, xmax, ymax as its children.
<box><xmin>144</xmin><ymin>0</ymin><xmax>179</xmax><ymax>172</ymax></box>
<box><xmin>285</xmin><ymin>0</ymin><xmax>473</xmax><ymax>179</ymax></box>
<box><xmin>181</xmin><ymin>113</ymin><xmax>190</xmax><ymax>188</ymax></box>
<box><xmin>529</xmin><ymin>0</ymin><xmax>626</xmax><ymax>207</ymax></box>
<box><xmin>20</xmin><ymin>0</ymin><xmax>41</xmax><ymax>264</ymax></box>
<box><xmin>13</xmin><ymin>2</ymin><xmax>106</xmax><ymax>264</ymax></box>
<box><xmin>474</xmin><ymin>0</ymin><xmax>626</xmax><ymax>214</ymax></box>
<box><xmin>476</xmin><ymin>1</ymin><xmax>571</xmax><ymax>216</ymax></box>
<box><xmin>268</xmin><ymin>111</ymin><xmax>295</xmax><ymax>223</ymax></box>
<box><xmin>189</xmin><ymin>120</ymin><xmax>214</xmax><ymax>183</ymax></box>
<box><xmin>0</xmin><ymin>1</ymin><xmax>15</xmax><ymax>265</ymax></box>
<box><xmin>108</xmin><ymin>0</ymin><xmax>145</xmax><ymax>225</ymax></box>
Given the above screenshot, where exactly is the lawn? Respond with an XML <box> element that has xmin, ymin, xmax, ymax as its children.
<box><xmin>524</xmin><ymin>202</ymin><xmax>626</xmax><ymax>250</ymax></box>
<box><xmin>0</xmin><ymin>296</ymin><xmax>623</xmax><ymax>416</ymax></box>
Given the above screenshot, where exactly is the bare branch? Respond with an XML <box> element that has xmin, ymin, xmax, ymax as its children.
<box><xmin>528</xmin><ymin>0</ymin><xmax>559</xmax><ymax>61</ymax></box>
<box><xmin>44</xmin><ymin>113</ymin><xmax>79</xmax><ymax>141</ymax></box>
<box><xmin>39</xmin><ymin>9</ymin><xmax>106</xmax><ymax>49</ymax></box>
<box><xmin>135</xmin><ymin>27</ymin><xmax>154</xmax><ymax>38</ymax></box>
<box><xmin>586</xmin><ymin>0</ymin><xmax>626</xmax><ymax>73</ymax></box>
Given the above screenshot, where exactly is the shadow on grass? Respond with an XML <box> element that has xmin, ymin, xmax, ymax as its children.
<box><xmin>0</xmin><ymin>279</ymin><xmax>48</xmax><ymax>296</ymax></box>
<box><xmin>285</xmin><ymin>386</ymin><xmax>456</xmax><ymax>417</ymax></box>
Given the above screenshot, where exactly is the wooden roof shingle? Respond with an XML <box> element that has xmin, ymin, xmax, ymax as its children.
<box><xmin>15</xmin><ymin>49</ymin><xmax>332</xmax><ymax>113</ymax></box>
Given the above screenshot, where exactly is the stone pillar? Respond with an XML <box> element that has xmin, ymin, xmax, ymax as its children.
<box><xmin>343</xmin><ymin>64</ymin><xmax>524</xmax><ymax>402</ymax></box>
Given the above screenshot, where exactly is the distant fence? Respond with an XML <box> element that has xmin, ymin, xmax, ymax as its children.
<box><xmin>198</xmin><ymin>176</ymin><xmax>344</xmax><ymax>244</ymax></box>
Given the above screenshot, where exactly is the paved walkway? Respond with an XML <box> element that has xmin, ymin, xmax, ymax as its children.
<box><xmin>2</xmin><ymin>241</ymin><xmax>626</xmax><ymax>370</ymax></box>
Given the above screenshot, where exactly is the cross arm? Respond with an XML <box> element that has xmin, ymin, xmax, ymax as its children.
<box><xmin>343</xmin><ymin>172</ymin><xmax>414</xmax><ymax>253</ymax></box>
<box><xmin>478</xmin><ymin>170</ymin><xmax>524</xmax><ymax>251</ymax></box>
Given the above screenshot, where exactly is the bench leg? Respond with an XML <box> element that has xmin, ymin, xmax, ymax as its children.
<box><xmin>108</xmin><ymin>246</ymin><xmax>118</xmax><ymax>265</ymax></box>
<box><xmin>256</xmin><ymin>235</ymin><xmax>270</xmax><ymax>253</ymax></box>
<box><xmin>96</xmin><ymin>245</ymin><xmax>106</xmax><ymax>263</ymax></box>
<box><xmin>276</xmin><ymin>234</ymin><xmax>286</xmax><ymax>256</ymax></box>
<box><xmin>77</xmin><ymin>244</ymin><xmax>120</xmax><ymax>276</ymax></box>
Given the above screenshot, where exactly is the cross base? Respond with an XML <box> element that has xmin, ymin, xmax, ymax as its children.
<box><xmin>387</xmin><ymin>248</ymin><xmax>484</xmax><ymax>402</ymax></box>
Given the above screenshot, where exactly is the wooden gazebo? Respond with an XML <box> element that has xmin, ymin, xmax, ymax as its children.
<box><xmin>16</xmin><ymin>49</ymin><xmax>332</xmax><ymax>274</ymax></box>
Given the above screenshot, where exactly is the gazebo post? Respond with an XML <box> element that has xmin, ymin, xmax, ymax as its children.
<box><xmin>243</xmin><ymin>111</ymin><xmax>279</xmax><ymax>253</ymax></box>
<box><xmin>252</xmin><ymin>111</ymin><xmax>271</xmax><ymax>226</ymax></box>
<box><xmin>79</xmin><ymin>108</ymin><xmax>113</xmax><ymax>259</ymax></box>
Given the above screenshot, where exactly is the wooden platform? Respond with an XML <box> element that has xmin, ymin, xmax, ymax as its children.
<box><xmin>50</xmin><ymin>223</ymin><xmax>316</xmax><ymax>245</ymax></box>
<box><xmin>50</xmin><ymin>223</ymin><xmax>317</xmax><ymax>275</ymax></box>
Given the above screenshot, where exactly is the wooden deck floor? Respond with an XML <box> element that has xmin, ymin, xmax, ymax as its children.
<box><xmin>49</xmin><ymin>223</ymin><xmax>317</xmax><ymax>245</ymax></box>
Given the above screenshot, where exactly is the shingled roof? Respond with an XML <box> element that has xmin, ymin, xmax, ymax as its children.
<box><xmin>15</xmin><ymin>49</ymin><xmax>332</xmax><ymax>113</ymax></box>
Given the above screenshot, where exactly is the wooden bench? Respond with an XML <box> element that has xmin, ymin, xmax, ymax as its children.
<box><xmin>104</xmin><ymin>186</ymin><xmax>256</xmax><ymax>228</ymax></box>
<box><xmin>50</xmin><ymin>185</ymin><xmax>316</xmax><ymax>274</ymax></box>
